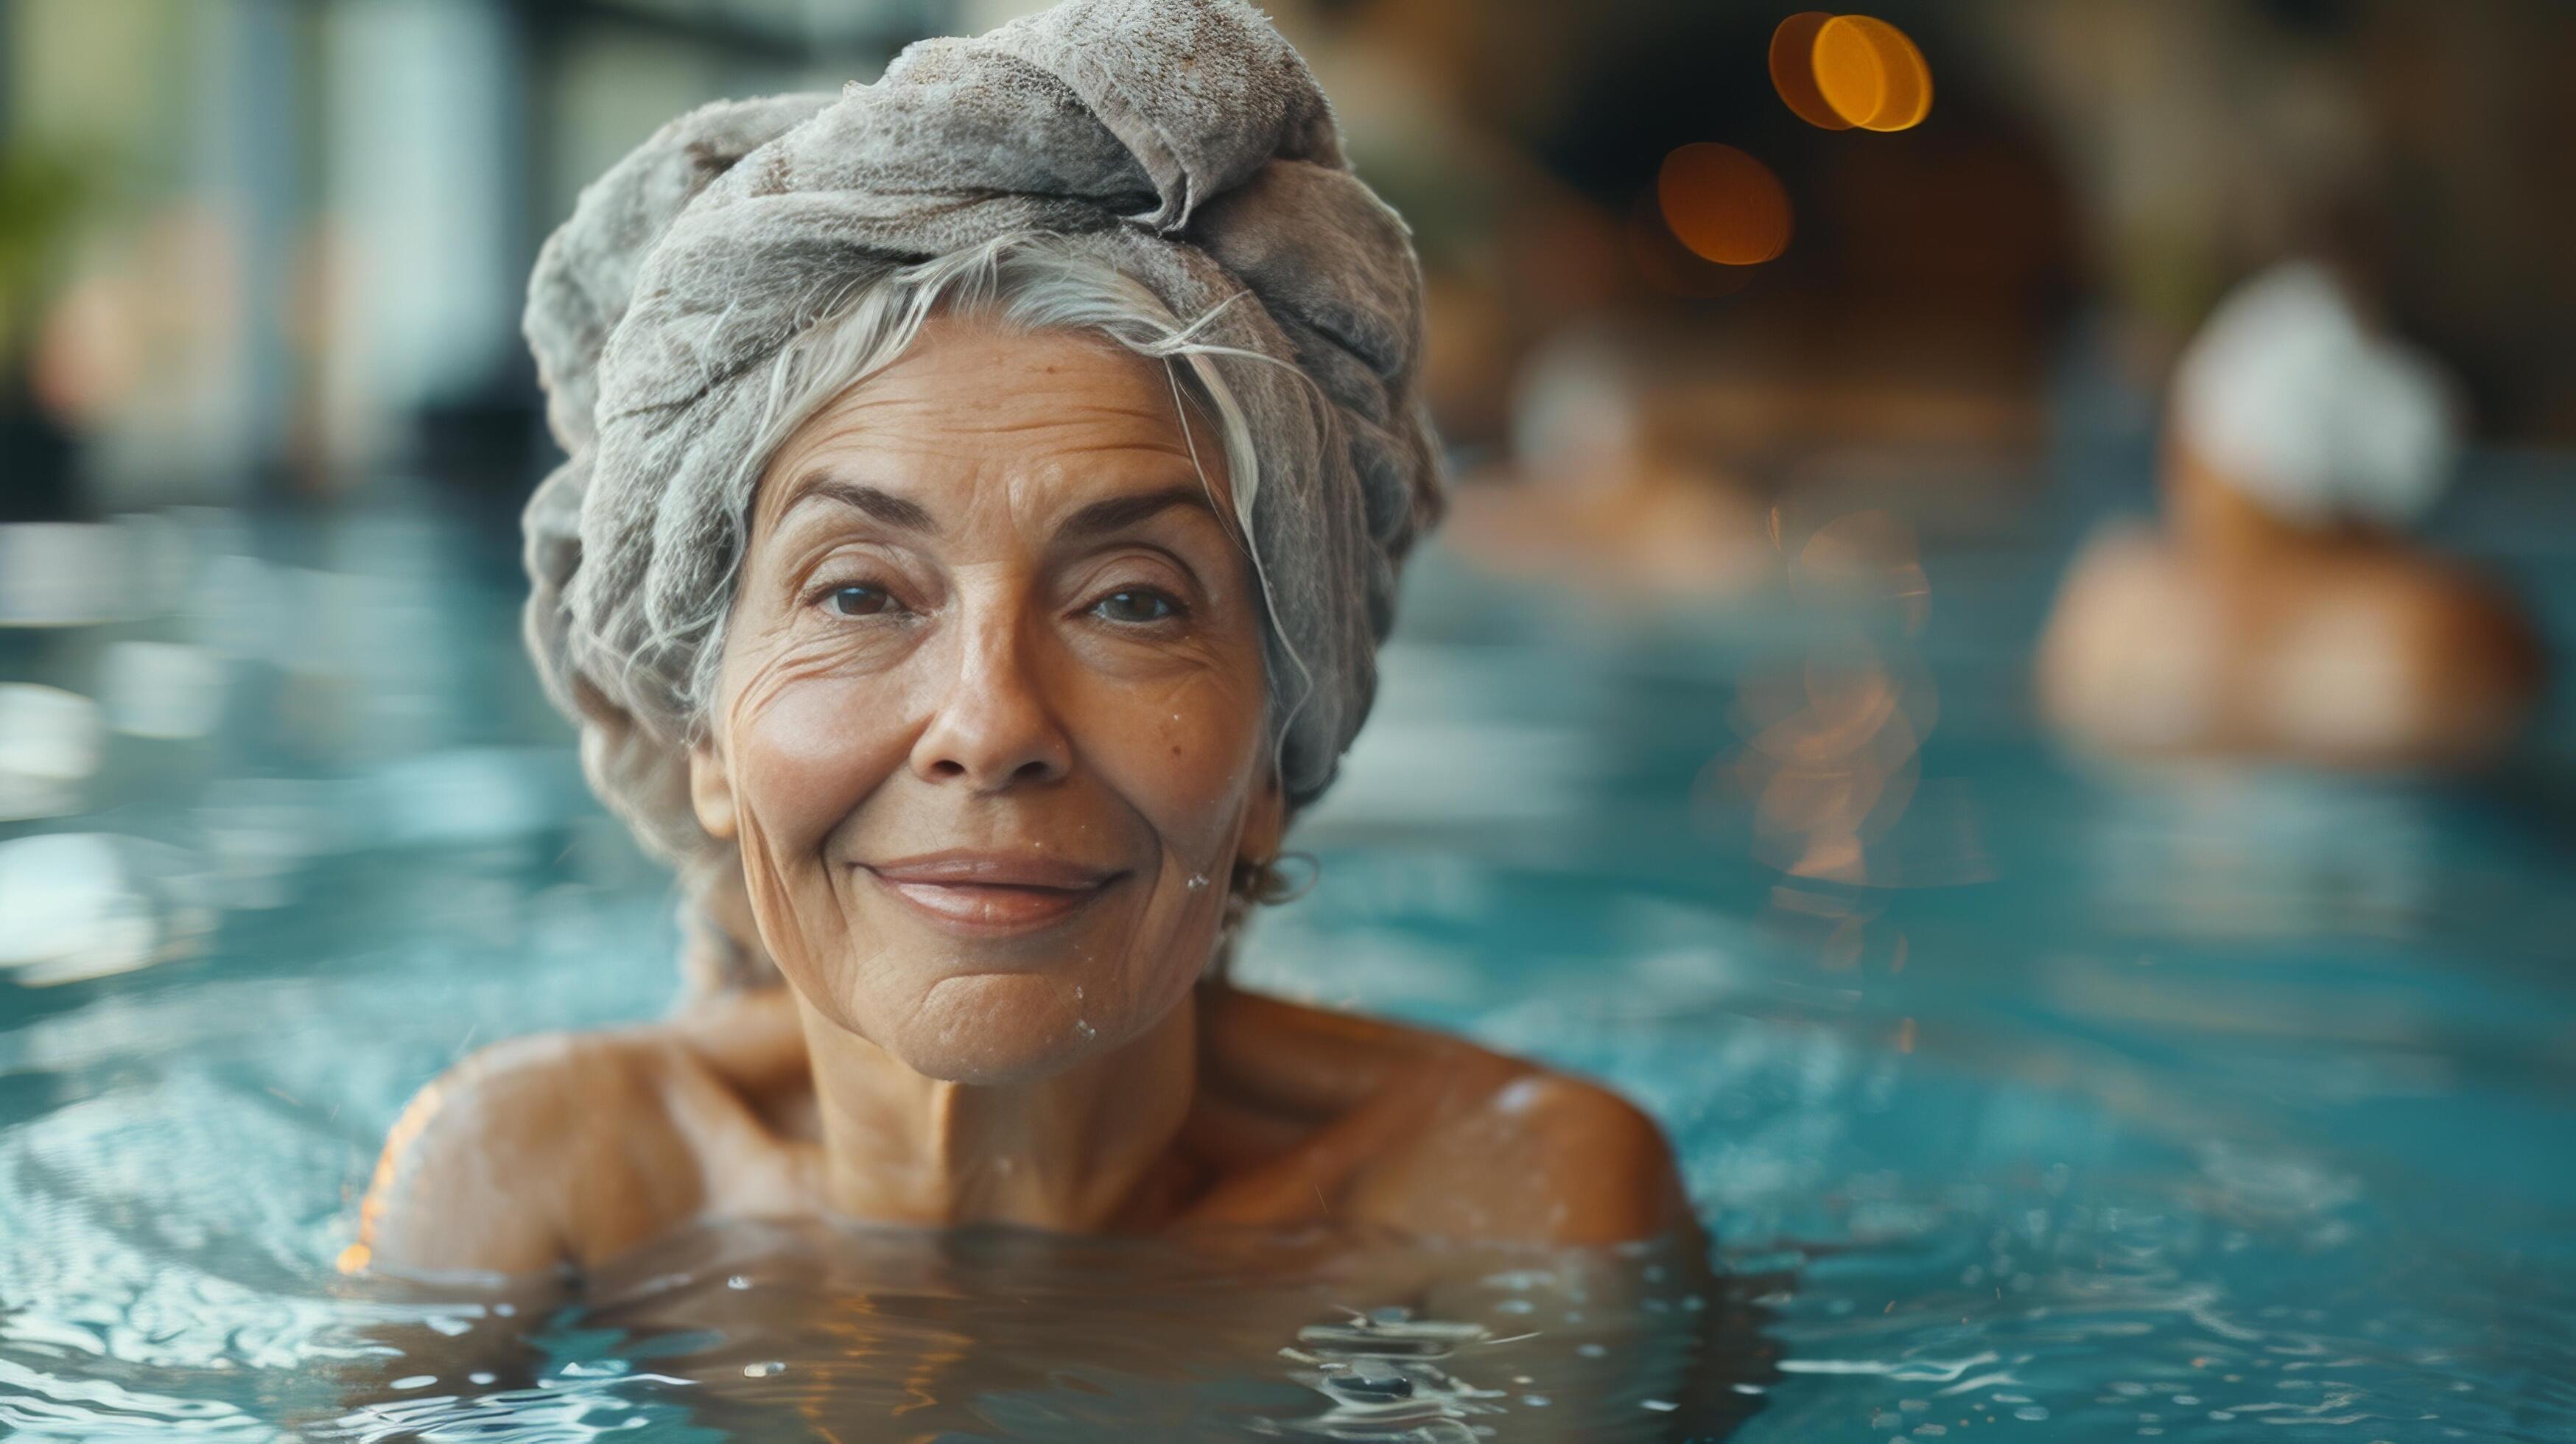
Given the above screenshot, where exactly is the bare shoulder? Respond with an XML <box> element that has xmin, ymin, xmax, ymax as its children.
<box><xmin>1499</xmin><ymin>1073</ymin><xmax>1685</xmax><ymax>1232</ymax></box>
<box><xmin>1351</xmin><ymin>1046</ymin><xmax>1692</xmax><ymax>1247</ymax></box>
<box><xmin>354</xmin><ymin>1028</ymin><xmax>710</xmax><ymax>1278</ymax></box>
<box><xmin>1198</xmin><ymin>987</ymin><xmax>1692</xmax><ymax>1247</ymax></box>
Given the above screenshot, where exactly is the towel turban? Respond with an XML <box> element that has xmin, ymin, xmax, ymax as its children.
<box><xmin>521</xmin><ymin>0</ymin><xmax>1442</xmax><ymax>867</ymax></box>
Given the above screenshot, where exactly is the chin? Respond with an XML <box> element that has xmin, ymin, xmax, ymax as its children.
<box><xmin>882</xmin><ymin>970</ymin><xmax>1123</xmax><ymax>1086</ymax></box>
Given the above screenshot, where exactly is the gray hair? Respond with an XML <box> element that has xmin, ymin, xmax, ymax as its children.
<box><xmin>521</xmin><ymin>0</ymin><xmax>1444</xmax><ymax>958</ymax></box>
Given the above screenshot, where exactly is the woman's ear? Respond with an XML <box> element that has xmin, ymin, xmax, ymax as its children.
<box><xmin>1238</xmin><ymin>763</ymin><xmax>1286</xmax><ymax>867</ymax></box>
<box><xmin>689</xmin><ymin>743</ymin><xmax>740</xmax><ymax>841</ymax></box>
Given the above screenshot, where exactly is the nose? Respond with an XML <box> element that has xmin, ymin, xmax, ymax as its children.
<box><xmin>908</xmin><ymin>603</ymin><xmax>1073</xmax><ymax>792</ymax></box>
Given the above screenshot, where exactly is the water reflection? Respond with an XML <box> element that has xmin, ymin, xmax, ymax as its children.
<box><xmin>1696</xmin><ymin>506</ymin><xmax>1989</xmax><ymax>889</ymax></box>
<box><xmin>99</xmin><ymin>641</ymin><xmax>226</xmax><ymax>742</ymax></box>
<box><xmin>0</xmin><ymin>684</ymin><xmax>100</xmax><ymax>821</ymax></box>
<box><xmin>2077</xmin><ymin>768</ymin><xmax>2438</xmax><ymax>941</ymax></box>
<box><xmin>326</xmin><ymin>1222</ymin><xmax>1775</xmax><ymax>1443</ymax></box>
<box><xmin>0</xmin><ymin>832</ymin><xmax>215</xmax><ymax>986</ymax></box>
<box><xmin>198</xmin><ymin>777</ymin><xmax>344</xmax><ymax>913</ymax></box>
<box><xmin>0</xmin><ymin>523</ymin><xmax>134</xmax><ymax>628</ymax></box>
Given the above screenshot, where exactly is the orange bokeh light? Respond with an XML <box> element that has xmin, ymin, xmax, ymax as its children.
<box><xmin>1768</xmin><ymin>13</ymin><xmax>1850</xmax><ymax>130</ymax></box>
<box><xmin>1772</xmin><ymin>12</ymin><xmax>1933</xmax><ymax>133</ymax></box>
<box><xmin>1655</xmin><ymin>143</ymin><xmax>1793</xmax><ymax>267</ymax></box>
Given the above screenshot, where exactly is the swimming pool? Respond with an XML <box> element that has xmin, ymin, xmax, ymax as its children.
<box><xmin>2</xmin><ymin>480</ymin><xmax>2571</xmax><ymax>1440</ymax></box>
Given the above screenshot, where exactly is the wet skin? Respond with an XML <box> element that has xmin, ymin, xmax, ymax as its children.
<box><xmin>356</xmin><ymin>316</ymin><xmax>1691</xmax><ymax>1278</ymax></box>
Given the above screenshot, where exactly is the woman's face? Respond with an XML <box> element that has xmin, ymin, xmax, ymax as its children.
<box><xmin>692</xmin><ymin>315</ymin><xmax>1280</xmax><ymax>1085</ymax></box>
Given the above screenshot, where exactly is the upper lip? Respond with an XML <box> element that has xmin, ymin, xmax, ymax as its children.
<box><xmin>858</xmin><ymin>850</ymin><xmax>1123</xmax><ymax>890</ymax></box>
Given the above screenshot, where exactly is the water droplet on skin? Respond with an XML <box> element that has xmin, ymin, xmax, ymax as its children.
<box><xmin>1185</xmin><ymin>872</ymin><xmax>1209</xmax><ymax>891</ymax></box>
<box><xmin>726</xmin><ymin>1275</ymin><xmax>752</xmax><ymax>1290</ymax></box>
<box><xmin>743</xmin><ymin>1360</ymin><xmax>786</xmax><ymax>1378</ymax></box>
<box><xmin>1073</xmin><ymin>1019</ymin><xmax>1098</xmax><ymax>1042</ymax></box>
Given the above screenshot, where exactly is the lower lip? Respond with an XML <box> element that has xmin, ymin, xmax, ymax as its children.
<box><xmin>864</xmin><ymin>873</ymin><xmax>1115</xmax><ymax>935</ymax></box>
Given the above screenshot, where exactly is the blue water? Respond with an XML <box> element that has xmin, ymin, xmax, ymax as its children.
<box><xmin>1</xmin><ymin>477</ymin><xmax>2572</xmax><ymax>1440</ymax></box>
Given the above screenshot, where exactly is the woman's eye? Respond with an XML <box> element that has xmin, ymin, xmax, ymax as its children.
<box><xmin>1092</xmin><ymin>588</ymin><xmax>1182</xmax><ymax>624</ymax></box>
<box><xmin>824</xmin><ymin>584</ymin><xmax>899</xmax><ymax>617</ymax></box>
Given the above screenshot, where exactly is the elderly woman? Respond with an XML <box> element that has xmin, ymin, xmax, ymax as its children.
<box><xmin>355</xmin><ymin>0</ymin><xmax>1685</xmax><ymax>1279</ymax></box>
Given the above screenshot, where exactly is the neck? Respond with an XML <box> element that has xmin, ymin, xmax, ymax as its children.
<box><xmin>792</xmin><ymin>990</ymin><xmax>1198</xmax><ymax>1231</ymax></box>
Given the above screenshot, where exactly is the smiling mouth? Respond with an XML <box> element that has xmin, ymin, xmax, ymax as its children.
<box><xmin>858</xmin><ymin>852</ymin><xmax>1125</xmax><ymax>935</ymax></box>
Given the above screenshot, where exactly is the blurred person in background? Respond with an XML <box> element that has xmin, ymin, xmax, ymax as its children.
<box><xmin>2040</xmin><ymin>222</ymin><xmax>2545</xmax><ymax>768</ymax></box>
<box><xmin>2038</xmin><ymin>250</ymin><xmax>2543</xmax><ymax>768</ymax></box>
<box><xmin>1444</xmin><ymin>329</ymin><xmax>1776</xmax><ymax>606</ymax></box>
<box><xmin>2004</xmin><ymin>0</ymin><xmax>2561</xmax><ymax>769</ymax></box>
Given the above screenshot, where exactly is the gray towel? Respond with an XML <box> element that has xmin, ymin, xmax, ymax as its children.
<box><xmin>522</xmin><ymin>0</ymin><xmax>1441</xmax><ymax>873</ymax></box>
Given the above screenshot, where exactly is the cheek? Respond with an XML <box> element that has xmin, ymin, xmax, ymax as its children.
<box><xmin>1073</xmin><ymin>661</ymin><xmax>1267</xmax><ymax>861</ymax></box>
<box><xmin>726</xmin><ymin>664</ymin><xmax>908</xmax><ymax>859</ymax></box>
<box><xmin>723</xmin><ymin>656</ymin><xmax>916</xmax><ymax>1035</ymax></box>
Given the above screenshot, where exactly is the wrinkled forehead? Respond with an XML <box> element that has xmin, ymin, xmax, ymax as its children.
<box><xmin>750</xmin><ymin>315</ymin><xmax>1242</xmax><ymax>542</ymax></box>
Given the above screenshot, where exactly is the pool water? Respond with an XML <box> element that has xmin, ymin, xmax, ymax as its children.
<box><xmin>2</xmin><ymin>482</ymin><xmax>2572</xmax><ymax>1440</ymax></box>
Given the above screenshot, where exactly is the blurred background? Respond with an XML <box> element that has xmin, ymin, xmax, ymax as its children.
<box><xmin>5</xmin><ymin>0</ymin><xmax>2572</xmax><ymax>516</ymax></box>
<box><xmin>8</xmin><ymin>0</ymin><xmax>2576</xmax><ymax>948</ymax></box>
<box><xmin>4</xmin><ymin>1</ymin><xmax>2576</xmax><ymax>1439</ymax></box>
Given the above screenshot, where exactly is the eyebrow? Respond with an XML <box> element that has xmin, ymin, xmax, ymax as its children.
<box><xmin>779</xmin><ymin>476</ymin><xmax>940</xmax><ymax>534</ymax></box>
<box><xmin>1057</xmin><ymin>483</ymin><xmax>1223</xmax><ymax>542</ymax></box>
<box><xmin>777</xmin><ymin>474</ymin><xmax>1222</xmax><ymax>544</ymax></box>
